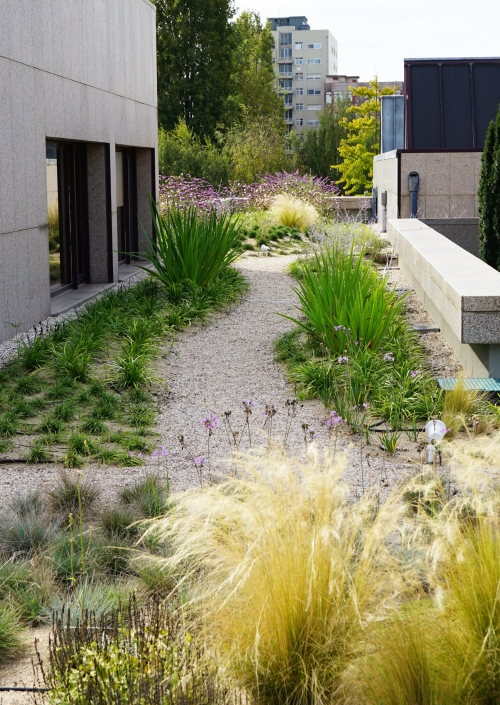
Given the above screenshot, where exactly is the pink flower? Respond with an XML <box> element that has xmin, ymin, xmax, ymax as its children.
<box><xmin>202</xmin><ymin>413</ymin><xmax>219</xmax><ymax>431</ymax></box>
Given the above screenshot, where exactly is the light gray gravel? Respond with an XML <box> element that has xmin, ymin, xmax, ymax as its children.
<box><xmin>0</xmin><ymin>254</ymin><xmax>430</xmax><ymax>511</ymax></box>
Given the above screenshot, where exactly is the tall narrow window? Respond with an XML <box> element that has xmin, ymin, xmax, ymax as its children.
<box><xmin>116</xmin><ymin>148</ymin><xmax>138</xmax><ymax>264</ymax></box>
<box><xmin>47</xmin><ymin>140</ymin><xmax>90</xmax><ymax>294</ymax></box>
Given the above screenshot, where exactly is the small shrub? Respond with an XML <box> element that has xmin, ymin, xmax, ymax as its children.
<box><xmin>26</xmin><ymin>439</ymin><xmax>52</xmax><ymax>464</ymax></box>
<box><xmin>45</xmin><ymin>596</ymin><xmax>230</xmax><ymax>703</ymax></box>
<box><xmin>16</xmin><ymin>375</ymin><xmax>43</xmax><ymax>395</ymax></box>
<box><xmin>0</xmin><ymin>412</ymin><xmax>19</xmax><ymax>438</ymax></box>
<box><xmin>0</xmin><ymin>512</ymin><xmax>59</xmax><ymax>556</ymax></box>
<box><xmin>80</xmin><ymin>417</ymin><xmax>106</xmax><ymax>435</ymax></box>
<box><xmin>68</xmin><ymin>434</ymin><xmax>96</xmax><ymax>456</ymax></box>
<box><xmin>99</xmin><ymin>508</ymin><xmax>139</xmax><ymax>540</ymax></box>
<box><xmin>0</xmin><ymin>603</ymin><xmax>24</xmax><ymax>663</ymax></box>
<box><xmin>53</xmin><ymin>400</ymin><xmax>77</xmax><ymax>422</ymax></box>
<box><xmin>120</xmin><ymin>474</ymin><xmax>169</xmax><ymax>518</ymax></box>
<box><xmin>48</xmin><ymin>472</ymin><xmax>98</xmax><ymax>520</ymax></box>
<box><xmin>269</xmin><ymin>193</ymin><xmax>319</xmax><ymax>231</ymax></box>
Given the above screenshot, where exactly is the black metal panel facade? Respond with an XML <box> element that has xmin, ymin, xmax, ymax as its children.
<box><xmin>405</xmin><ymin>58</ymin><xmax>500</xmax><ymax>150</ymax></box>
<box><xmin>442</xmin><ymin>65</ymin><xmax>473</xmax><ymax>148</ymax></box>
<box><xmin>410</xmin><ymin>65</ymin><xmax>441</xmax><ymax>148</ymax></box>
<box><xmin>473</xmin><ymin>64</ymin><xmax>500</xmax><ymax>148</ymax></box>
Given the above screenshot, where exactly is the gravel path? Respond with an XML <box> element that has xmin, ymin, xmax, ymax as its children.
<box><xmin>0</xmin><ymin>254</ymin><xmax>420</xmax><ymax>512</ymax></box>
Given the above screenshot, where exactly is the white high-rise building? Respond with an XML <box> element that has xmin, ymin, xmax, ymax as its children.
<box><xmin>269</xmin><ymin>16</ymin><xmax>338</xmax><ymax>133</ymax></box>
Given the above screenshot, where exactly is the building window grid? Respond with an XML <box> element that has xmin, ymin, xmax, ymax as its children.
<box><xmin>307</xmin><ymin>42</ymin><xmax>321</xmax><ymax>49</ymax></box>
<box><xmin>307</xmin><ymin>58</ymin><xmax>321</xmax><ymax>65</ymax></box>
<box><xmin>280</xmin><ymin>47</ymin><xmax>292</xmax><ymax>58</ymax></box>
<box><xmin>307</xmin><ymin>89</ymin><xmax>322</xmax><ymax>95</ymax></box>
<box><xmin>295</xmin><ymin>57</ymin><xmax>303</xmax><ymax>65</ymax></box>
<box><xmin>296</xmin><ymin>87</ymin><xmax>303</xmax><ymax>95</ymax></box>
<box><xmin>295</xmin><ymin>103</ymin><xmax>304</xmax><ymax>110</ymax></box>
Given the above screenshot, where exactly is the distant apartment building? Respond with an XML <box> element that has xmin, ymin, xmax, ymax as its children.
<box><xmin>269</xmin><ymin>16</ymin><xmax>338</xmax><ymax>133</ymax></box>
<box><xmin>324</xmin><ymin>75</ymin><xmax>404</xmax><ymax>107</ymax></box>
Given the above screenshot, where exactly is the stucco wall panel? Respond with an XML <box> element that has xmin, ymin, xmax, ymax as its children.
<box><xmin>0</xmin><ymin>0</ymin><xmax>157</xmax><ymax>344</ymax></box>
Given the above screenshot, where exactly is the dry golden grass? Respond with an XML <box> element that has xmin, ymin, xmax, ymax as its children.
<box><xmin>441</xmin><ymin>375</ymin><xmax>490</xmax><ymax>437</ymax></box>
<box><xmin>353</xmin><ymin>432</ymin><xmax>500</xmax><ymax>705</ymax></box>
<box><xmin>145</xmin><ymin>447</ymin><xmax>421</xmax><ymax>705</ymax></box>
<box><xmin>269</xmin><ymin>194</ymin><xmax>319</xmax><ymax>232</ymax></box>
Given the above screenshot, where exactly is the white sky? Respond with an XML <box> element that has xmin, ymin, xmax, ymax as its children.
<box><xmin>236</xmin><ymin>0</ymin><xmax>500</xmax><ymax>82</ymax></box>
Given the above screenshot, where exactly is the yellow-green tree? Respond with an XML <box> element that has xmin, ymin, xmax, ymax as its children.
<box><xmin>336</xmin><ymin>78</ymin><xmax>398</xmax><ymax>194</ymax></box>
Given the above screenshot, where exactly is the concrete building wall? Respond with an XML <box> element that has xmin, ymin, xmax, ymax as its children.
<box><xmin>372</xmin><ymin>150</ymin><xmax>399</xmax><ymax>220</ymax></box>
<box><xmin>373</xmin><ymin>150</ymin><xmax>482</xmax><ymax>220</ymax></box>
<box><xmin>0</xmin><ymin>0</ymin><xmax>157</xmax><ymax>344</ymax></box>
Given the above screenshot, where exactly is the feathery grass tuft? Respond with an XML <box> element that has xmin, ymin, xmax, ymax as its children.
<box><xmin>145</xmin><ymin>448</ymin><xmax>418</xmax><ymax>704</ymax></box>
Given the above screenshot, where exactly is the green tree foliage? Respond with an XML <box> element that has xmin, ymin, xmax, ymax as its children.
<box><xmin>293</xmin><ymin>98</ymin><xmax>350</xmax><ymax>180</ymax></box>
<box><xmin>223</xmin><ymin>12</ymin><xmax>283</xmax><ymax>128</ymax></box>
<box><xmin>225</xmin><ymin>117</ymin><xmax>292</xmax><ymax>183</ymax></box>
<box><xmin>479</xmin><ymin>105</ymin><xmax>500</xmax><ymax>268</ymax></box>
<box><xmin>336</xmin><ymin>78</ymin><xmax>398</xmax><ymax>194</ymax></box>
<box><xmin>158</xmin><ymin>120</ymin><xmax>231</xmax><ymax>186</ymax></box>
<box><xmin>155</xmin><ymin>0</ymin><xmax>235</xmax><ymax>138</ymax></box>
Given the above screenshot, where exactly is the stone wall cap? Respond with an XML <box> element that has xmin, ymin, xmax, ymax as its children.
<box><xmin>389</xmin><ymin>218</ymin><xmax>500</xmax><ymax>311</ymax></box>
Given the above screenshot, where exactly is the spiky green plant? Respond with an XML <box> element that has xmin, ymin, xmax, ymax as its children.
<box><xmin>284</xmin><ymin>245</ymin><xmax>406</xmax><ymax>356</ymax></box>
<box><xmin>139</xmin><ymin>199</ymin><xmax>242</xmax><ymax>289</ymax></box>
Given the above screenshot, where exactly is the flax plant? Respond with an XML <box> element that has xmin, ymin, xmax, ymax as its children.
<box><xmin>144</xmin><ymin>447</ymin><xmax>421</xmax><ymax>705</ymax></box>
<box><xmin>284</xmin><ymin>245</ymin><xmax>406</xmax><ymax>357</ymax></box>
<box><xmin>140</xmin><ymin>198</ymin><xmax>242</xmax><ymax>289</ymax></box>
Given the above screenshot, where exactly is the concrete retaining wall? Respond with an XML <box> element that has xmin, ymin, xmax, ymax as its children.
<box><xmin>420</xmin><ymin>218</ymin><xmax>480</xmax><ymax>258</ymax></box>
<box><xmin>387</xmin><ymin>218</ymin><xmax>500</xmax><ymax>378</ymax></box>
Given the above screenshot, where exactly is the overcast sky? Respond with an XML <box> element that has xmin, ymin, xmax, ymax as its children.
<box><xmin>236</xmin><ymin>0</ymin><xmax>500</xmax><ymax>81</ymax></box>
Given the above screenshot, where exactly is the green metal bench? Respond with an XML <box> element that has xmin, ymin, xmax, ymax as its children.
<box><xmin>438</xmin><ymin>378</ymin><xmax>500</xmax><ymax>392</ymax></box>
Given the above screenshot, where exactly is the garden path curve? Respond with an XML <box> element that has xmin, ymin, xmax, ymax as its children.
<box><xmin>0</xmin><ymin>254</ymin><xmax>416</xmax><ymax>514</ymax></box>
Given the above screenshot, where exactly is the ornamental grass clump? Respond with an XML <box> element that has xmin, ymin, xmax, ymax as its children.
<box><xmin>145</xmin><ymin>448</ymin><xmax>419</xmax><ymax>705</ymax></box>
<box><xmin>352</xmin><ymin>432</ymin><xmax>500</xmax><ymax>705</ymax></box>
<box><xmin>286</xmin><ymin>245</ymin><xmax>406</xmax><ymax>357</ymax></box>
<box><xmin>269</xmin><ymin>193</ymin><xmax>319</xmax><ymax>232</ymax></box>
<box><xmin>141</xmin><ymin>199</ymin><xmax>242</xmax><ymax>290</ymax></box>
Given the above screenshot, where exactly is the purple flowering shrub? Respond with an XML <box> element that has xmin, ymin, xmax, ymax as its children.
<box><xmin>228</xmin><ymin>171</ymin><xmax>340</xmax><ymax>216</ymax></box>
<box><xmin>159</xmin><ymin>171</ymin><xmax>340</xmax><ymax>217</ymax></box>
<box><xmin>159</xmin><ymin>175</ymin><xmax>223</xmax><ymax>216</ymax></box>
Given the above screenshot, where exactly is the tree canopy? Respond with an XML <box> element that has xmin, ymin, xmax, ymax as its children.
<box><xmin>155</xmin><ymin>0</ymin><xmax>235</xmax><ymax>138</ymax></box>
<box><xmin>335</xmin><ymin>78</ymin><xmax>398</xmax><ymax>194</ymax></box>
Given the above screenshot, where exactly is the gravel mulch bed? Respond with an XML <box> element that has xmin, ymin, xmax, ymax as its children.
<box><xmin>0</xmin><ymin>251</ymin><xmax>465</xmax><ymax>512</ymax></box>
